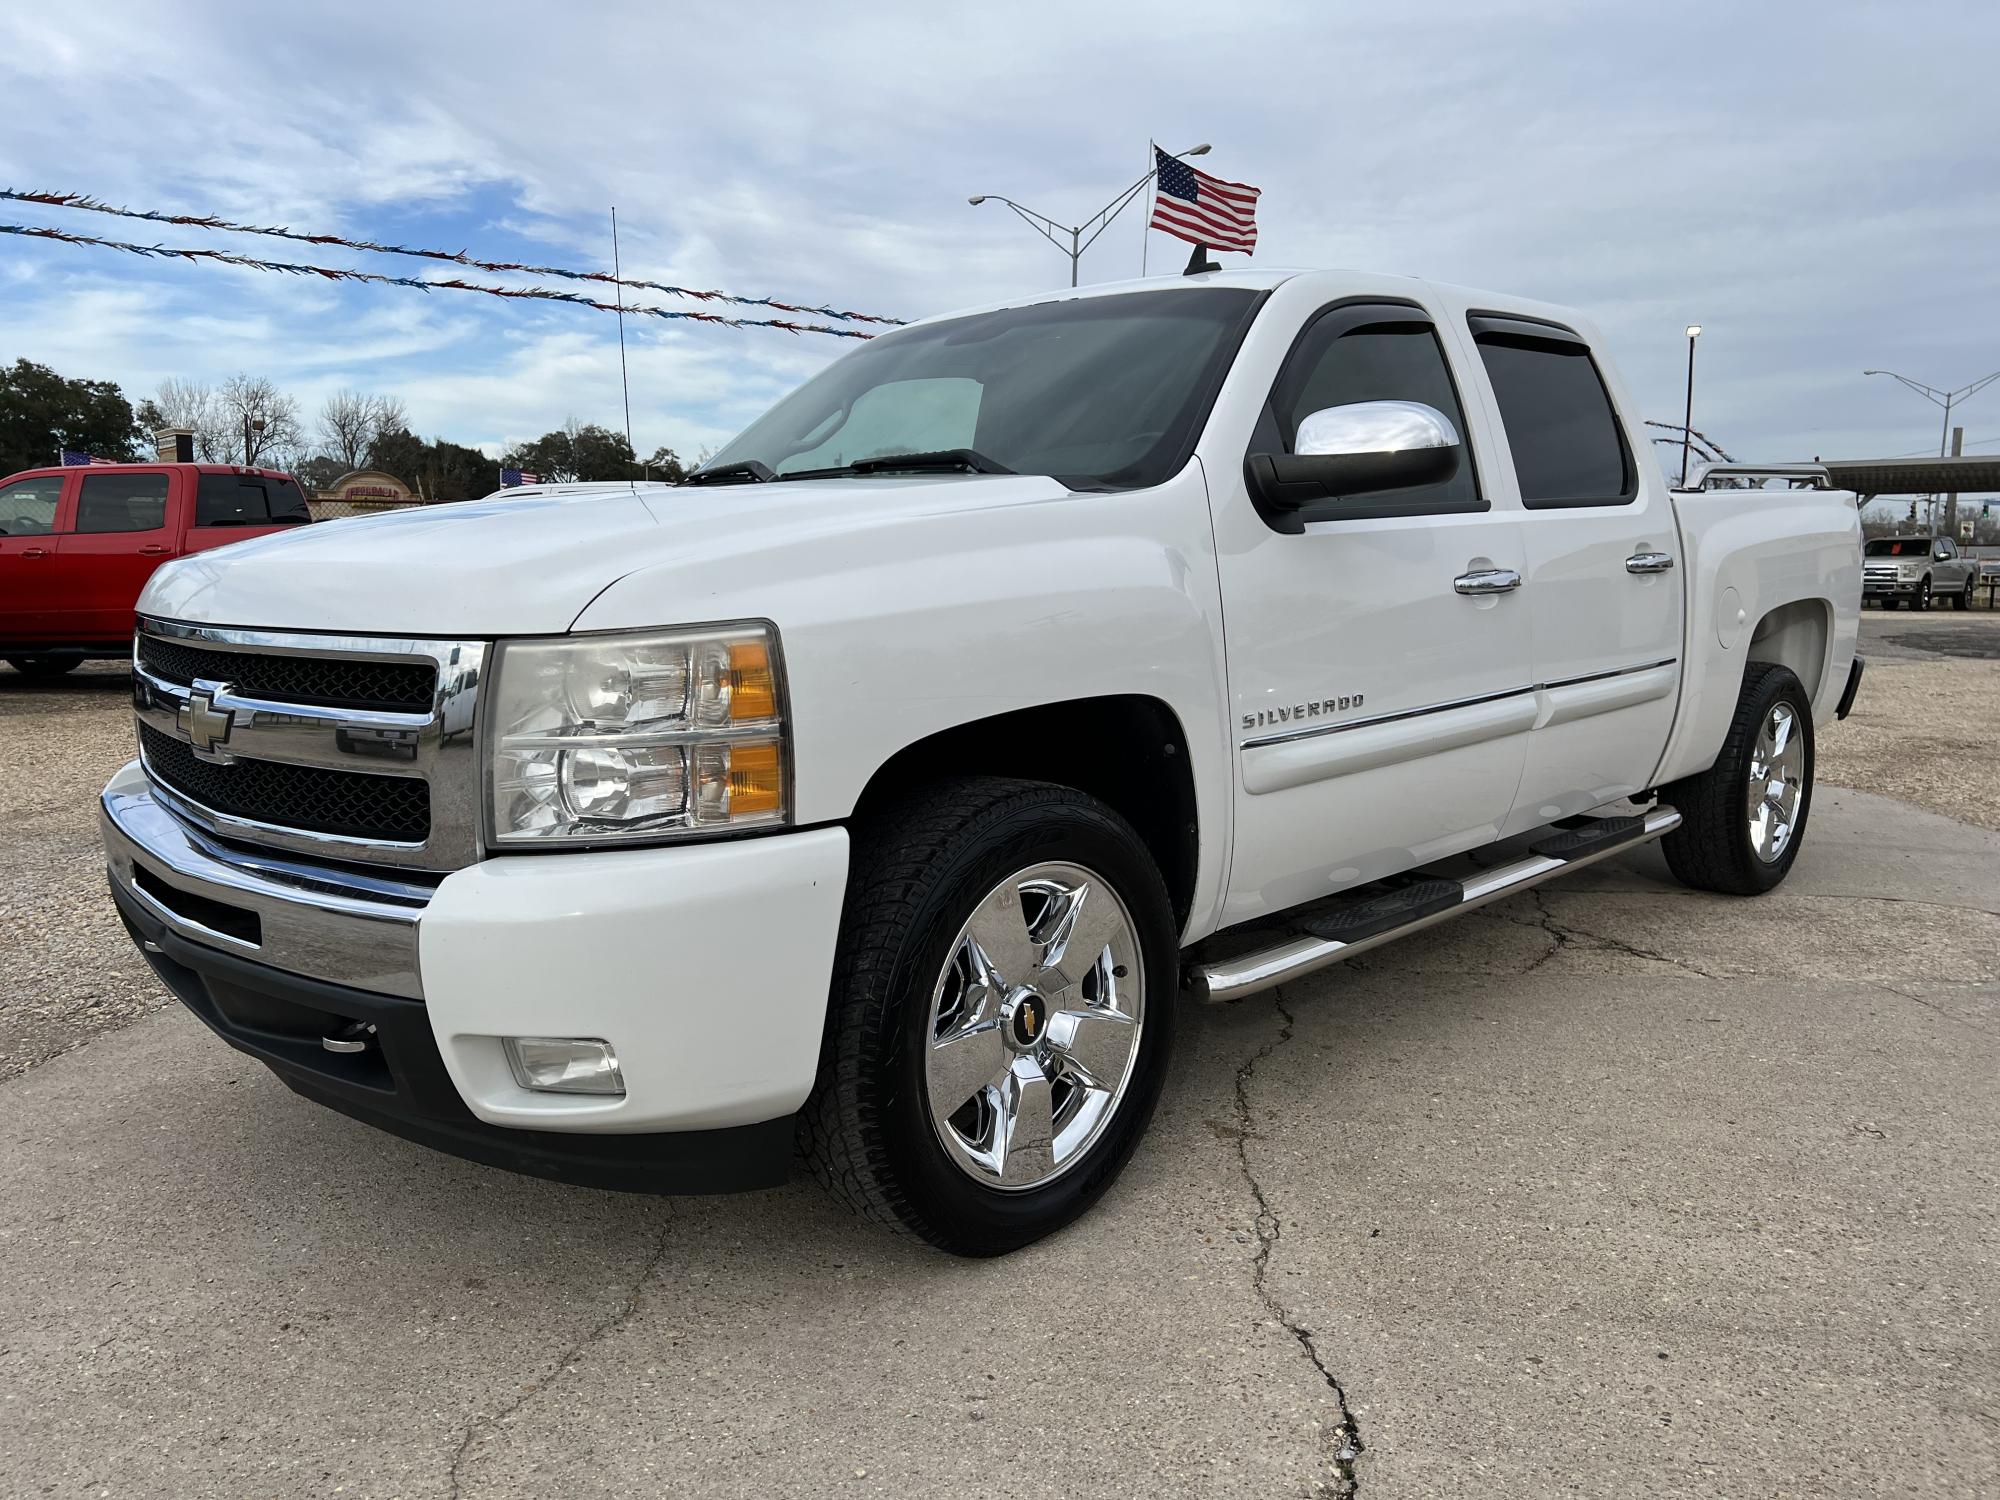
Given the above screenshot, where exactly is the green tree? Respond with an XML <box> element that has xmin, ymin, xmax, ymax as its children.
<box><xmin>0</xmin><ymin>358</ymin><xmax>143</xmax><ymax>474</ymax></box>
<box><xmin>364</xmin><ymin>428</ymin><xmax>501</xmax><ymax>502</ymax></box>
<box><xmin>640</xmin><ymin>445</ymin><xmax>687</xmax><ymax>482</ymax></box>
<box><xmin>503</xmin><ymin>420</ymin><xmax>640</xmax><ymax>484</ymax></box>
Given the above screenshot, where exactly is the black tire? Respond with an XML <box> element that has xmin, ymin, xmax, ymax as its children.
<box><xmin>1954</xmin><ymin>578</ymin><xmax>1973</xmax><ymax>611</ymax></box>
<box><xmin>1660</xmin><ymin>662</ymin><xmax>1815</xmax><ymax>896</ymax></box>
<box><xmin>1916</xmin><ymin>576</ymin><xmax>1933</xmax><ymax>611</ymax></box>
<box><xmin>4</xmin><ymin>655</ymin><xmax>83</xmax><ymax>678</ymax></box>
<box><xmin>799</xmin><ymin>777</ymin><xmax>1179</xmax><ymax>1256</ymax></box>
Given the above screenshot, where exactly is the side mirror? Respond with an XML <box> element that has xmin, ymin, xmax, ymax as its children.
<box><xmin>1245</xmin><ymin>400</ymin><xmax>1462</xmax><ymax>512</ymax></box>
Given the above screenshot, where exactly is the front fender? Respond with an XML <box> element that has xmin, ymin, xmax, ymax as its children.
<box><xmin>571</xmin><ymin>465</ymin><xmax>1235</xmax><ymax>936</ymax></box>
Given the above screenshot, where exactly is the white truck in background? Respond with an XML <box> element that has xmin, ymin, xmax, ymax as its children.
<box><xmin>101</xmin><ymin>268</ymin><xmax>1863</xmax><ymax>1254</ymax></box>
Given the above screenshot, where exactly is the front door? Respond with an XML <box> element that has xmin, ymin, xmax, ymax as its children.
<box><xmin>1210</xmin><ymin>298</ymin><xmax>1534</xmax><ymax>926</ymax></box>
<box><xmin>52</xmin><ymin>469</ymin><xmax>178</xmax><ymax>642</ymax></box>
<box><xmin>1454</xmin><ymin>316</ymin><xmax>1683</xmax><ymax>824</ymax></box>
<box><xmin>0</xmin><ymin>472</ymin><xmax>72</xmax><ymax>643</ymax></box>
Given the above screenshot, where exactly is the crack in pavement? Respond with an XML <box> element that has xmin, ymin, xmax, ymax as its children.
<box><xmin>1866</xmin><ymin>979</ymin><xmax>1997</xmax><ymax>1035</ymax></box>
<box><xmin>445</xmin><ymin>1213</ymin><xmax>675</xmax><ymax>1499</ymax></box>
<box><xmin>1231</xmin><ymin>987</ymin><xmax>1366</xmax><ymax>1496</ymax></box>
<box><xmin>1496</xmin><ymin>890</ymin><xmax>1722</xmax><ymax>981</ymax></box>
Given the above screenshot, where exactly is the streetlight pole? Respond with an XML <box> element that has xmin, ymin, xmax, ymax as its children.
<box><xmin>970</xmin><ymin>143</ymin><xmax>1212</xmax><ymax>287</ymax></box>
<box><xmin>241</xmin><ymin>415</ymin><xmax>265</xmax><ymax>467</ymax></box>
<box><xmin>1680</xmin><ymin>325</ymin><xmax>1701</xmax><ymax>487</ymax></box>
<box><xmin>1863</xmin><ymin>366</ymin><xmax>2000</xmax><ymax>530</ymax></box>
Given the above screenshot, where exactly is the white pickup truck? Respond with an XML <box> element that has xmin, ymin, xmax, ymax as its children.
<box><xmin>101</xmin><ymin>269</ymin><xmax>1863</xmax><ymax>1255</ymax></box>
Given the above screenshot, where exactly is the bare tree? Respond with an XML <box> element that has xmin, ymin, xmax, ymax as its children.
<box><xmin>218</xmin><ymin>374</ymin><xmax>304</xmax><ymax>468</ymax></box>
<box><xmin>316</xmin><ymin>390</ymin><xmax>408</xmax><ymax>472</ymax></box>
<box><xmin>142</xmin><ymin>377</ymin><xmax>229</xmax><ymax>460</ymax></box>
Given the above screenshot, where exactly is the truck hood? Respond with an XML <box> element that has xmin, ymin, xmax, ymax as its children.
<box><xmin>139</xmin><ymin>476</ymin><xmax>1074</xmax><ymax>637</ymax></box>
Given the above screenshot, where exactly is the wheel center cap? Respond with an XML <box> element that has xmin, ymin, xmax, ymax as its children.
<box><xmin>1005</xmin><ymin>988</ymin><xmax>1049</xmax><ymax>1049</ymax></box>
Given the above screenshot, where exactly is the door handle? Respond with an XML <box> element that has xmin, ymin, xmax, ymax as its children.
<box><xmin>139</xmin><ymin>544</ymin><xmax>170</xmax><ymax>555</ymax></box>
<box><xmin>21</xmin><ymin>547</ymin><xmax>51</xmax><ymax>559</ymax></box>
<box><xmin>1626</xmin><ymin>550</ymin><xmax>1675</xmax><ymax>574</ymax></box>
<box><xmin>1454</xmin><ymin>568</ymin><xmax>1522</xmax><ymax>596</ymax></box>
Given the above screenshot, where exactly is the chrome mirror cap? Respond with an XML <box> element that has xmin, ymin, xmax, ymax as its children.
<box><xmin>1295</xmin><ymin>400</ymin><xmax>1460</xmax><ymax>458</ymax></box>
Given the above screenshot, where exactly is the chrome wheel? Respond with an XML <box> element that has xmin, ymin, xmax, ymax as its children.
<box><xmin>924</xmin><ymin>861</ymin><xmax>1144</xmax><ymax>1192</ymax></box>
<box><xmin>1746</xmin><ymin>702</ymin><xmax>1805</xmax><ymax>863</ymax></box>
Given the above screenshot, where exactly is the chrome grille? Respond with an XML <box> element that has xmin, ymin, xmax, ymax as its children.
<box><xmin>139</xmin><ymin>723</ymin><xmax>431</xmax><ymax>842</ymax></box>
<box><xmin>132</xmin><ymin>618</ymin><xmax>487</xmax><ymax>871</ymax></box>
<box><xmin>138</xmin><ymin>634</ymin><xmax>436</xmax><ymax>711</ymax></box>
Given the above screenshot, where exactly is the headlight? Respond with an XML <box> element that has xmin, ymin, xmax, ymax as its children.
<box><xmin>485</xmin><ymin>622</ymin><xmax>788</xmax><ymax>846</ymax></box>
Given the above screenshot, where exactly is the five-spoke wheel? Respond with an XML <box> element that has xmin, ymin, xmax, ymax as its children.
<box><xmin>1745</xmin><ymin>702</ymin><xmax>1805</xmax><ymax>864</ymax></box>
<box><xmin>801</xmin><ymin>778</ymin><xmax>1176</xmax><ymax>1256</ymax></box>
<box><xmin>924</xmin><ymin>863</ymin><xmax>1145</xmax><ymax>1191</ymax></box>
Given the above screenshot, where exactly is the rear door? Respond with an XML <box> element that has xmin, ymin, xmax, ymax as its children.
<box><xmin>52</xmin><ymin>469</ymin><xmax>178</xmax><ymax>642</ymax></box>
<box><xmin>0</xmin><ymin>471</ymin><xmax>74</xmax><ymax>643</ymax></box>
<box><xmin>1211</xmin><ymin>296</ymin><xmax>1535</xmax><ymax>922</ymax></box>
<box><xmin>1455</xmin><ymin>314</ymin><xmax>1683</xmax><ymax>824</ymax></box>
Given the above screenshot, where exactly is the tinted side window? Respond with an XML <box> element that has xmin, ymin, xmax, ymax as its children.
<box><xmin>196</xmin><ymin>474</ymin><xmax>271</xmax><ymax>526</ymax></box>
<box><xmin>1474</xmin><ymin>330</ymin><xmax>1634</xmax><ymax>508</ymax></box>
<box><xmin>76</xmin><ymin>472</ymin><xmax>170</xmax><ymax>533</ymax></box>
<box><xmin>266</xmin><ymin>477</ymin><xmax>313</xmax><ymax>523</ymax></box>
<box><xmin>1264</xmin><ymin>312</ymin><xmax>1481</xmax><ymax>520</ymax></box>
<box><xmin>0</xmin><ymin>476</ymin><xmax>64</xmax><ymax>536</ymax></box>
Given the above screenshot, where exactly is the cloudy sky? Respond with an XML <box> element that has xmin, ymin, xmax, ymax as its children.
<box><xmin>2</xmin><ymin>0</ymin><xmax>1996</xmax><ymax>482</ymax></box>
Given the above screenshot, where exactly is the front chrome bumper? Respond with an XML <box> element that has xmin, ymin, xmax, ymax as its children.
<box><xmin>100</xmin><ymin>760</ymin><xmax>433</xmax><ymax>998</ymax></box>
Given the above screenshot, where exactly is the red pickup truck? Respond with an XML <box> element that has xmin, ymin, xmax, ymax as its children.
<box><xmin>0</xmin><ymin>463</ymin><xmax>312</xmax><ymax>676</ymax></box>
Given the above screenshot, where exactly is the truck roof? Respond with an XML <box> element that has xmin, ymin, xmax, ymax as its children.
<box><xmin>3</xmin><ymin>461</ymin><xmax>300</xmax><ymax>483</ymax></box>
<box><xmin>910</xmin><ymin>265</ymin><xmax>1592</xmax><ymax>341</ymax></box>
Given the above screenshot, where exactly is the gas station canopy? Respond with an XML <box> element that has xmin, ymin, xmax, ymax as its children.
<box><xmin>1817</xmin><ymin>455</ymin><xmax>2000</xmax><ymax>497</ymax></box>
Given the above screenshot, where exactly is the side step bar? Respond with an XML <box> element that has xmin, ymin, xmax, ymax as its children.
<box><xmin>1187</xmin><ymin>805</ymin><xmax>1681</xmax><ymax>1004</ymax></box>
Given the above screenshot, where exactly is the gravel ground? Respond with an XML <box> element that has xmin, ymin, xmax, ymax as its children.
<box><xmin>0</xmin><ymin>661</ymin><xmax>159</xmax><ymax>1080</ymax></box>
<box><xmin>1818</xmin><ymin>609</ymin><xmax>2000</xmax><ymax>831</ymax></box>
<box><xmin>0</xmin><ymin>609</ymin><xmax>1992</xmax><ymax>1079</ymax></box>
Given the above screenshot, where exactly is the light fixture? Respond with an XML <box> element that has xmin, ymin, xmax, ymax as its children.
<box><xmin>1686</xmin><ymin>325</ymin><xmax>1702</xmax><ymax>339</ymax></box>
<box><xmin>504</xmin><ymin>1037</ymin><xmax>625</xmax><ymax>1095</ymax></box>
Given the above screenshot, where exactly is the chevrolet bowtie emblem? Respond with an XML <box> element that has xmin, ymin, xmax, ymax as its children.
<box><xmin>178</xmin><ymin>686</ymin><xmax>236</xmax><ymax>754</ymax></box>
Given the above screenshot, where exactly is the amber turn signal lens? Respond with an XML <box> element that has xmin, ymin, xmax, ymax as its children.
<box><xmin>727</xmin><ymin>642</ymin><xmax>777</xmax><ymax>721</ymax></box>
<box><xmin>728</xmin><ymin>742</ymin><xmax>783</xmax><ymax>815</ymax></box>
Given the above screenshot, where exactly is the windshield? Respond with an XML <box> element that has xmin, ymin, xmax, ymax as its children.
<box><xmin>1866</xmin><ymin>538</ymin><xmax>1932</xmax><ymax>557</ymax></box>
<box><xmin>702</xmin><ymin>287</ymin><xmax>1263</xmax><ymax>490</ymax></box>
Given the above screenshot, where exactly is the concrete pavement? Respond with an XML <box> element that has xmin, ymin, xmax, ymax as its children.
<box><xmin>1</xmin><ymin>786</ymin><xmax>1995</xmax><ymax>1498</ymax></box>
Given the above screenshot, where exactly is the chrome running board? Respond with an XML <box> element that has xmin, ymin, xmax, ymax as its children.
<box><xmin>1187</xmin><ymin>805</ymin><xmax>1681</xmax><ymax>1004</ymax></box>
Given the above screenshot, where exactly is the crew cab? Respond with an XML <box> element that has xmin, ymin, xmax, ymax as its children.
<box><xmin>1861</xmin><ymin>533</ymin><xmax>1979</xmax><ymax>610</ymax></box>
<box><xmin>0</xmin><ymin>462</ymin><xmax>311</xmax><ymax>676</ymax></box>
<box><xmin>97</xmin><ymin>270</ymin><xmax>1864</xmax><ymax>1254</ymax></box>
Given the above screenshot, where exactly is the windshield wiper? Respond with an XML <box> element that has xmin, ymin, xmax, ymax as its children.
<box><xmin>848</xmin><ymin>448</ymin><xmax>1013</xmax><ymax>476</ymax></box>
<box><xmin>684</xmin><ymin>459</ymin><xmax>775</xmax><ymax>486</ymax></box>
<box><xmin>781</xmin><ymin>449</ymin><xmax>1016</xmax><ymax>482</ymax></box>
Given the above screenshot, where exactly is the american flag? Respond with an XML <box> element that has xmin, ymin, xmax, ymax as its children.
<box><xmin>1148</xmin><ymin>146</ymin><xmax>1260</xmax><ymax>254</ymax></box>
<box><xmin>498</xmin><ymin>467</ymin><xmax>540</xmax><ymax>488</ymax></box>
<box><xmin>60</xmin><ymin>449</ymin><xmax>108</xmax><ymax>466</ymax></box>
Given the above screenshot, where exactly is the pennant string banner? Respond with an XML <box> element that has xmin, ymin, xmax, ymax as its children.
<box><xmin>1</xmin><ymin>188</ymin><xmax>904</xmax><ymax>327</ymax></box>
<box><xmin>0</xmin><ymin>222</ymin><xmax>877</xmax><ymax>340</ymax></box>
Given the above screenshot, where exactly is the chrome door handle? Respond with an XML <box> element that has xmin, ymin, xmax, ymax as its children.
<box><xmin>1454</xmin><ymin>568</ymin><xmax>1522</xmax><ymax>596</ymax></box>
<box><xmin>1626</xmin><ymin>551</ymin><xmax>1675</xmax><ymax>574</ymax></box>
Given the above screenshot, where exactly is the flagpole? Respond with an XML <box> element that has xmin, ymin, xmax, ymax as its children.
<box><xmin>1140</xmin><ymin>140</ymin><xmax>1153</xmax><ymax>276</ymax></box>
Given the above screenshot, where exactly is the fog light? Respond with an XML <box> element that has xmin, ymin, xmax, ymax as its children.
<box><xmin>504</xmin><ymin>1037</ymin><xmax>625</xmax><ymax>1095</ymax></box>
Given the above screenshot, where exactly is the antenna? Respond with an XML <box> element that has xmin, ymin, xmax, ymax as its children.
<box><xmin>611</xmin><ymin>207</ymin><xmax>634</xmax><ymax>461</ymax></box>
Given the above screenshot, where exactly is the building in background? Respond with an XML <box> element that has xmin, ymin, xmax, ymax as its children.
<box><xmin>312</xmin><ymin>469</ymin><xmax>419</xmax><ymax>521</ymax></box>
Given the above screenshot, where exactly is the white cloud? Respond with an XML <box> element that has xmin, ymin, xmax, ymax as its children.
<box><xmin>2</xmin><ymin>0</ymin><xmax>1997</xmax><ymax>472</ymax></box>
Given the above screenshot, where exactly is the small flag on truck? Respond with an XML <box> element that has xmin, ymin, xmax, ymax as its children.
<box><xmin>60</xmin><ymin>449</ymin><xmax>108</xmax><ymax>465</ymax></box>
<box><xmin>499</xmin><ymin>467</ymin><xmax>540</xmax><ymax>488</ymax></box>
<box><xmin>1148</xmin><ymin>146</ymin><xmax>1260</xmax><ymax>254</ymax></box>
